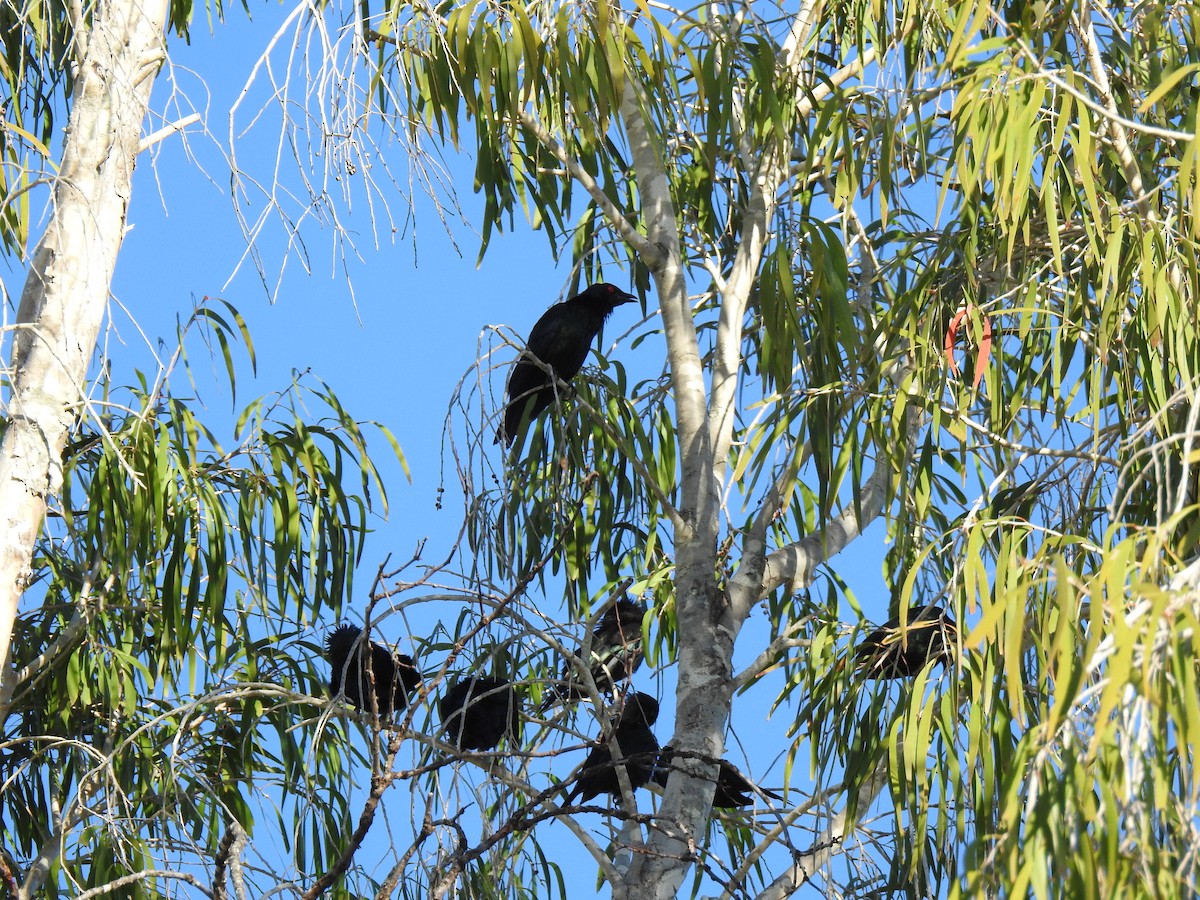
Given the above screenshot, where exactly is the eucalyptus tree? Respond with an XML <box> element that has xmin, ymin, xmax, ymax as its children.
<box><xmin>3</xmin><ymin>0</ymin><xmax>1199</xmax><ymax>895</ymax></box>
<box><xmin>0</xmin><ymin>0</ymin><xmax>407</xmax><ymax>895</ymax></box>
<box><xmin>369</xmin><ymin>0</ymin><xmax>1200</xmax><ymax>897</ymax></box>
<box><xmin>0</xmin><ymin>0</ymin><xmax>173</xmax><ymax>703</ymax></box>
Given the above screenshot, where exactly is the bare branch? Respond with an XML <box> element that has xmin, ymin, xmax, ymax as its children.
<box><xmin>212</xmin><ymin>821</ymin><xmax>249</xmax><ymax>900</ymax></box>
<box><xmin>137</xmin><ymin>112</ymin><xmax>202</xmax><ymax>152</ymax></box>
<box><xmin>758</xmin><ymin>454</ymin><xmax>891</xmax><ymax>599</ymax></box>
<box><xmin>755</xmin><ymin>763</ymin><xmax>889</xmax><ymax>900</ymax></box>
<box><xmin>76</xmin><ymin>871</ymin><xmax>213</xmax><ymax>900</ymax></box>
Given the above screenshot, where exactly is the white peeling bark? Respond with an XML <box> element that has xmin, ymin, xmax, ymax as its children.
<box><xmin>720</xmin><ymin>3</ymin><xmax>830</xmax><ymax>624</ymax></box>
<box><xmin>0</xmin><ymin>0</ymin><xmax>169</xmax><ymax>708</ymax></box>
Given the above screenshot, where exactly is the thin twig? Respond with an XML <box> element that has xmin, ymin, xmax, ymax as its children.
<box><xmin>138</xmin><ymin>113</ymin><xmax>201</xmax><ymax>152</ymax></box>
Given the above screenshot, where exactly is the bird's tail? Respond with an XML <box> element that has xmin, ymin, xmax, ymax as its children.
<box><xmin>561</xmin><ymin>781</ymin><xmax>582</xmax><ymax>807</ymax></box>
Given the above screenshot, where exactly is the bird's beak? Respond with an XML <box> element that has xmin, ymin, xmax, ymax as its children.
<box><xmin>618</xmin><ymin>290</ymin><xmax>637</xmax><ymax>305</ymax></box>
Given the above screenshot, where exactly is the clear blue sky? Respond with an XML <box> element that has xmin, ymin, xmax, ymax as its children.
<box><xmin>11</xmin><ymin>4</ymin><xmax>904</xmax><ymax>894</ymax></box>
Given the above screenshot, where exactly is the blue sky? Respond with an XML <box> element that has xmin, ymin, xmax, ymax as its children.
<box><xmin>6</xmin><ymin>3</ymin><xmax>910</xmax><ymax>894</ymax></box>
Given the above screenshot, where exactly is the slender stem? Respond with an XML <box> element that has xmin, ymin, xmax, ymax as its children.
<box><xmin>517</xmin><ymin>111</ymin><xmax>658</xmax><ymax>265</ymax></box>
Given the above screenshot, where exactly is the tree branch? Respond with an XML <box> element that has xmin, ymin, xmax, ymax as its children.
<box><xmin>1072</xmin><ymin>1</ymin><xmax>1185</xmax><ymax>297</ymax></box>
<box><xmin>708</xmin><ymin>1</ymin><xmax>828</xmax><ymax>481</ymax></box>
<box><xmin>617</xmin><ymin>5</ymin><xmax>841</xmax><ymax>896</ymax></box>
<box><xmin>11</xmin><ymin>560</ymin><xmax>108</xmax><ymax>695</ymax></box>
<box><xmin>76</xmin><ymin>871</ymin><xmax>212</xmax><ymax>900</ymax></box>
<box><xmin>758</xmin><ymin>455</ymin><xmax>891</xmax><ymax>598</ymax></box>
<box><xmin>19</xmin><ymin>760</ymin><xmax>107</xmax><ymax>900</ymax></box>
<box><xmin>516</xmin><ymin>110</ymin><xmax>658</xmax><ymax>266</ymax></box>
<box><xmin>620</xmin><ymin>80</ymin><xmax>705</xmax><ymax>472</ymax></box>
<box><xmin>138</xmin><ymin>112</ymin><xmax>202</xmax><ymax>152</ymax></box>
<box><xmin>714</xmin><ymin>783</ymin><xmax>842</xmax><ymax>900</ymax></box>
<box><xmin>754</xmin><ymin>762</ymin><xmax>889</xmax><ymax>900</ymax></box>
<box><xmin>301</xmin><ymin>731</ymin><xmax>404</xmax><ymax>900</ymax></box>
<box><xmin>375</xmin><ymin>804</ymin><xmax>440</xmax><ymax>900</ymax></box>
<box><xmin>619</xmin><ymin>72</ymin><xmax>732</xmax><ymax>899</ymax></box>
<box><xmin>725</xmin><ymin>28</ymin><xmax>874</xmax><ymax>631</ymax></box>
<box><xmin>212</xmin><ymin>821</ymin><xmax>248</xmax><ymax>900</ymax></box>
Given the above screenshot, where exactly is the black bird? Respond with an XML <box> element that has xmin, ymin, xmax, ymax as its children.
<box><xmin>496</xmin><ymin>282</ymin><xmax>637</xmax><ymax>446</ymax></box>
<box><xmin>853</xmin><ymin>605</ymin><xmax>958</xmax><ymax>679</ymax></box>
<box><xmin>325</xmin><ymin>624</ymin><xmax>422</xmax><ymax>718</ymax></box>
<box><xmin>652</xmin><ymin>746</ymin><xmax>784</xmax><ymax>809</ymax></box>
<box><xmin>563</xmin><ymin>692</ymin><xmax>660</xmax><ymax>805</ymax></box>
<box><xmin>439</xmin><ymin>676</ymin><xmax>522</xmax><ymax>751</ymax></box>
<box><xmin>541</xmin><ymin>599</ymin><xmax>646</xmax><ymax>710</ymax></box>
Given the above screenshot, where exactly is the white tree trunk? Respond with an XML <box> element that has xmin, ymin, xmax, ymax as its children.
<box><xmin>615</xmin><ymin>7</ymin><xmax>834</xmax><ymax>895</ymax></box>
<box><xmin>0</xmin><ymin>0</ymin><xmax>169</xmax><ymax>707</ymax></box>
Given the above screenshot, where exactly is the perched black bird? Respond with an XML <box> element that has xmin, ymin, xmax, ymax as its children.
<box><xmin>325</xmin><ymin>624</ymin><xmax>422</xmax><ymax>718</ymax></box>
<box><xmin>563</xmin><ymin>692</ymin><xmax>660</xmax><ymax>805</ymax></box>
<box><xmin>541</xmin><ymin>599</ymin><xmax>646</xmax><ymax>710</ymax></box>
<box><xmin>853</xmin><ymin>605</ymin><xmax>958</xmax><ymax>679</ymax></box>
<box><xmin>651</xmin><ymin>746</ymin><xmax>784</xmax><ymax>809</ymax></box>
<box><xmin>439</xmin><ymin>676</ymin><xmax>522</xmax><ymax>751</ymax></box>
<box><xmin>496</xmin><ymin>282</ymin><xmax>637</xmax><ymax>446</ymax></box>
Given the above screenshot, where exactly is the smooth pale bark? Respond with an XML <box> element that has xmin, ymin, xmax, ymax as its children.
<box><xmin>0</xmin><ymin>0</ymin><xmax>170</xmax><ymax>711</ymax></box>
<box><xmin>708</xmin><ymin>0</ymin><xmax>825</xmax><ymax>481</ymax></box>
<box><xmin>616</xmin><ymin>7</ymin><xmax>831</xmax><ymax>897</ymax></box>
<box><xmin>618</xmin><ymin>79</ymin><xmax>730</xmax><ymax>900</ymax></box>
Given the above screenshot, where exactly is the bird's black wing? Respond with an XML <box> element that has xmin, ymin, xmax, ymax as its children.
<box><xmin>541</xmin><ymin>637</ymin><xmax>644</xmax><ymax>710</ymax></box>
<box><xmin>498</xmin><ymin>304</ymin><xmax>595</xmax><ymax>446</ymax></box>
<box><xmin>712</xmin><ymin>760</ymin><xmax>759</xmax><ymax>808</ymax></box>
<box><xmin>326</xmin><ymin>624</ymin><xmax>363</xmax><ymax>704</ymax></box>
<box><xmin>498</xmin><ymin>297</ymin><xmax>614</xmax><ymax>445</ymax></box>
<box><xmin>614</xmin><ymin>725</ymin><xmax>661</xmax><ymax>790</ymax></box>
<box><xmin>439</xmin><ymin>679</ymin><xmax>471</xmax><ymax>747</ymax></box>
<box><xmin>483</xmin><ymin>679</ymin><xmax>523</xmax><ymax>749</ymax></box>
<box><xmin>854</xmin><ymin>606</ymin><xmax>953</xmax><ymax>679</ymax></box>
<box><xmin>395</xmin><ymin>654</ymin><xmax>422</xmax><ymax>701</ymax></box>
<box><xmin>499</xmin><ymin>361</ymin><xmax>553</xmax><ymax>445</ymax></box>
<box><xmin>524</xmin><ymin>302</ymin><xmax>601</xmax><ymax>381</ymax></box>
<box><xmin>652</xmin><ymin>747</ymin><xmax>776</xmax><ymax>808</ymax></box>
<box><xmin>442</xmin><ymin>677</ymin><xmax>519</xmax><ymax>751</ymax></box>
